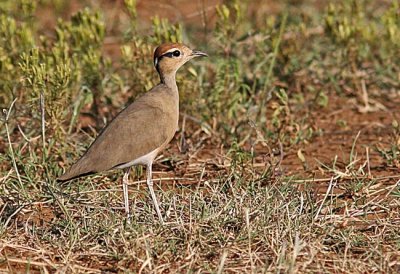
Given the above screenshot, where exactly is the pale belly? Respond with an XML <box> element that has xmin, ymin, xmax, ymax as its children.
<box><xmin>115</xmin><ymin>148</ymin><xmax>159</xmax><ymax>169</ymax></box>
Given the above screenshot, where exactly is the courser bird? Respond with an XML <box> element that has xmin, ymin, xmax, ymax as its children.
<box><xmin>58</xmin><ymin>43</ymin><xmax>207</xmax><ymax>224</ymax></box>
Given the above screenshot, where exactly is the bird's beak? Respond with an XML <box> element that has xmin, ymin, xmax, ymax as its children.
<box><xmin>191</xmin><ymin>50</ymin><xmax>208</xmax><ymax>58</ymax></box>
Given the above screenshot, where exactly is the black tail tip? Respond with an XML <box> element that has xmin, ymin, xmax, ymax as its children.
<box><xmin>56</xmin><ymin>174</ymin><xmax>71</xmax><ymax>183</ymax></box>
<box><xmin>56</xmin><ymin>171</ymin><xmax>96</xmax><ymax>183</ymax></box>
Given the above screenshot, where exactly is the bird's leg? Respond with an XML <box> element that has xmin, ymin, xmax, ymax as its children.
<box><xmin>146</xmin><ymin>163</ymin><xmax>164</xmax><ymax>224</ymax></box>
<box><xmin>123</xmin><ymin>167</ymin><xmax>131</xmax><ymax>223</ymax></box>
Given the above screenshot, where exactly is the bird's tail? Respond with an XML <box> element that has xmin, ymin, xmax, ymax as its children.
<box><xmin>57</xmin><ymin>159</ymin><xmax>95</xmax><ymax>182</ymax></box>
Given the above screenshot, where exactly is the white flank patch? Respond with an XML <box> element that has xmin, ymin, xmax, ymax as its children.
<box><xmin>116</xmin><ymin>148</ymin><xmax>159</xmax><ymax>169</ymax></box>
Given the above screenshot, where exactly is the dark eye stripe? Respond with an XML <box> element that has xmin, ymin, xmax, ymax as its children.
<box><xmin>162</xmin><ymin>50</ymin><xmax>181</xmax><ymax>58</ymax></box>
<box><xmin>155</xmin><ymin>50</ymin><xmax>181</xmax><ymax>67</ymax></box>
<box><xmin>163</xmin><ymin>52</ymin><xmax>174</xmax><ymax>58</ymax></box>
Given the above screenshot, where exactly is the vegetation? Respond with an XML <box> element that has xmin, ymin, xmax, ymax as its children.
<box><xmin>0</xmin><ymin>0</ymin><xmax>399</xmax><ymax>272</ymax></box>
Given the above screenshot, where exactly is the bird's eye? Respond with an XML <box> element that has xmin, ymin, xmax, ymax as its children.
<box><xmin>172</xmin><ymin>50</ymin><xmax>181</xmax><ymax>57</ymax></box>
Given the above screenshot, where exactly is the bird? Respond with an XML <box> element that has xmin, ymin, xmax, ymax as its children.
<box><xmin>58</xmin><ymin>43</ymin><xmax>207</xmax><ymax>224</ymax></box>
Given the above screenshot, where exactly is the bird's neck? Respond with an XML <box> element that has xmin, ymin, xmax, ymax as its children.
<box><xmin>159</xmin><ymin>72</ymin><xmax>178</xmax><ymax>92</ymax></box>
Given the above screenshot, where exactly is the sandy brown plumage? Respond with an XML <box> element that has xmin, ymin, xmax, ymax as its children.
<box><xmin>58</xmin><ymin>43</ymin><xmax>207</xmax><ymax>223</ymax></box>
<box><xmin>58</xmin><ymin>83</ymin><xmax>179</xmax><ymax>181</ymax></box>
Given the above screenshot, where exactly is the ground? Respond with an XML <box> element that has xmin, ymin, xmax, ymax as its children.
<box><xmin>0</xmin><ymin>0</ymin><xmax>399</xmax><ymax>273</ymax></box>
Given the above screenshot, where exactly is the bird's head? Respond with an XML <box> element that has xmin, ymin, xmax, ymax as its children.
<box><xmin>153</xmin><ymin>43</ymin><xmax>207</xmax><ymax>75</ymax></box>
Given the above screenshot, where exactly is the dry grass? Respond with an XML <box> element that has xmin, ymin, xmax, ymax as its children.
<box><xmin>1</xmin><ymin>0</ymin><xmax>400</xmax><ymax>273</ymax></box>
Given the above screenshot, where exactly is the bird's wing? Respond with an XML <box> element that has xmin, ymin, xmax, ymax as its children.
<box><xmin>59</xmin><ymin>88</ymin><xmax>177</xmax><ymax>181</ymax></box>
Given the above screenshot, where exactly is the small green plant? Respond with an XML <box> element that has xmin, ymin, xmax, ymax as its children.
<box><xmin>382</xmin><ymin>1</ymin><xmax>400</xmax><ymax>47</ymax></box>
<box><xmin>19</xmin><ymin>47</ymin><xmax>72</xmax><ymax>140</ymax></box>
<box><xmin>228</xmin><ymin>140</ymin><xmax>251</xmax><ymax>169</ymax></box>
<box><xmin>202</xmin><ymin>0</ymin><xmax>250</xmax><ymax>135</ymax></box>
<box><xmin>151</xmin><ymin>16</ymin><xmax>182</xmax><ymax>44</ymax></box>
<box><xmin>324</xmin><ymin>1</ymin><xmax>375</xmax><ymax>45</ymax></box>
<box><xmin>215</xmin><ymin>1</ymin><xmax>243</xmax><ymax>50</ymax></box>
<box><xmin>124</xmin><ymin>0</ymin><xmax>137</xmax><ymax>39</ymax></box>
<box><xmin>324</xmin><ymin>0</ymin><xmax>399</xmax><ymax>58</ymax></box>
<box><xmin>17</xmin><ymin>8</ymin><xmax>107</xmax><ymax>138</ymax></box>
<box><xmin>375</xmin><ymin>120</ymin><xmax>400</xmax><ymax>167</ymax></box>
<box><xmin>207</xmin><ymin>57</ymin><xmax>247</xmax><ymax>121</ymax></box>
<box><xmin>271</xmin><ymin>88</ymin><xmax>289</xmax><ymax>130</ymax></box>
<box><xmin>0</xmin><ymin>14</ymin><xmax>34</xmax><ymax>105</ymax></box>
<box><xmin>121</xmin><ymin>41</ymin><xmax>155</xmax><ymax>92</ymax></box>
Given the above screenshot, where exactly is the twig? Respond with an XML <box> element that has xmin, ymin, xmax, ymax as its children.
<box><xmin>289</xmin><ymin>174</ymin><xmax>400</xmax><ymax>184</ymax></box>
<box><xmin>361</xmin><ymin>79</ymin><xmax>370</xmax><ymax>111</ymax></box>
<box><xmin>245</xmin><ymin>208</ymin><xmax>254</xmax><ymax>272</ymax></box>
<box><xmin>3</xmin><ymin>98</ymin><xmax>24</xmax><ymax>190</ymax></box>
<box><xmin>314</xmin><ymin>176</ymin><xmax>338</xmax><ymax>220</ymax></box>
<box><xmin>217</xmin><ymin>250</ymin><xmax>228</xmax><ymax>274</ymax></box>
<box><xmin>3</xmin><ymin>257</ymin><xmax>56</xmax><ymax>268</ymax></box>
<box><xmin>179</xmin><ymin>113</ymin><xmax>187</xmax><ymax>153</ymax></box>
<box><xmin>3</xmin><ymin>205</ymin><xmax>25</xmax><ymax>228</ymax></box>
<box><xmin>196</xmin><ymin>165</ymin><xmax>206</xmax><ymax>193</ymax></box>
<box><xmin>17</xmin><ymin>124</ymin><xmax>31</xmax><ymax>142</ymax></box>
<box><xmin>350</xmin><ymin>131</ymin><xmax>361</xmax><ymax>164</ymax></box>
<box><xmin>40</xmin><ymin>90</ymin><xmax>46</xmax><ymax>152</ymax></box>
<box><xmin>366</xmin><ymin>146</ymin><xmax>371</xmax><ymax>177</ymax></box>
